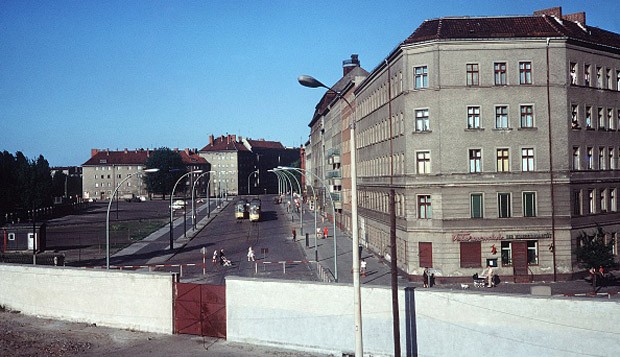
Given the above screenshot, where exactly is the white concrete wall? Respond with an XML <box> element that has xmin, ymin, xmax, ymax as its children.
<box><xmin>0</xmin><ymin>264</ymin><xmax>174</xmax><ymax>334</ymax></box>
<box><xmin>227</xmin><ymin>277</ymin><xmax>620</xmax><ymax>357</ymax></box>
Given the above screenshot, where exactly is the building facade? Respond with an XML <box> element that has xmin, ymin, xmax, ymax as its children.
<box><xmin>307</xmin><ymin>7</ymin><xmax>620</xmax><ymax>281</ymax></box>
<box><xmin>82</xmin><ymin>148</ymin><xmax>208</xmax><ymax>201</ymax></box>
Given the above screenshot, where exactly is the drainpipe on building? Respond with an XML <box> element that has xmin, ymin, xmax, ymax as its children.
<box><xmin>546</xmin><ymin>37</ymin><xmax>558</xmax><ymax>282</ymax></box>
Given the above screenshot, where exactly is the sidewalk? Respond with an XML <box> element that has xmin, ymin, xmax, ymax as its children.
<box><xmin>282</xmin><ymin>200</ymin><xmax>619</xmax><ymax>299</ymax></box>
<box><xmin>284</xmin><ymin>202</ymin><xmax>399</xmax><ymax>286</ymax></box>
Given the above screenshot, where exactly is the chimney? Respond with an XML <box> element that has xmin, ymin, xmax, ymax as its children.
<box><xmin>534</xmin><ymin>7</ymin><xmax>562</xmax><ymax>18</ymax></box>
<box><xmin>124</xmin><ymin>148</ymin><xmax>128</xmax><ymax>154</ymax></box>
<box><xmin>209</xmin><ymin>134</ymin><xmax>214</xmax><ymax>146</ymax></box>
<box><xmin>563</xmin><ymin>12</ymin><xmax>586</xmax><ymax>24</ymax></box>
<box><xmin>91</xmin><ymin>148</ymin><xmax>99</xmax><ymax>157</ymax></box>
<box><xmin>146</xmin><ymin>148</ymin><xmax>150</xmax><ymax>157</ymax></box>
<box><xmin>232</xmin><ymin>134</ymin><xmax>236</xmax><ymax>142</ymax></box>
<box><xmin>184</xmin><ymin>148</ymin><xmax>190</xmax><ymax>155</ymax></box>
<box><xmin>343</xmin><ymin>54</ymin><xmax>360</xmax><ymax>76</ymax></box>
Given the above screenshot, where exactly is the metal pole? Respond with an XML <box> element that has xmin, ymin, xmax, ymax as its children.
<box><xmin>170</xmin><ymin>170</ymin><xmax>202</xmax><ymax>250</ymax></box>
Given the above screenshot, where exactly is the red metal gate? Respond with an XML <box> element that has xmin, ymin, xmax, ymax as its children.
<box><xmin>512</xmin><ymin>241</ymin><xmax>530</xmax><ymax>283</ymax></box>
<box><xmin>174</xmin><ymin>283</ymin><xmax>226</xmax><ymax>338</ymax></box>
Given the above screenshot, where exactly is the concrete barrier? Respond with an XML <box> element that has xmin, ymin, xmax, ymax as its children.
<box><xmin>226</xmin><ymin>277</ymin><xmax>620</xmax><ymax>357</ymax></box>
<box><xmin>0</xmin><ymin>264</ymin><xmax>174</xmax><ymax>334</ymax></box>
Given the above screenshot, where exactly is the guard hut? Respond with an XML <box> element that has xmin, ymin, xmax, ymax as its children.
<box><xmin>2</xmin><ymin>223</ymin><xmax>47</xmax><ymax>253</ymax></box>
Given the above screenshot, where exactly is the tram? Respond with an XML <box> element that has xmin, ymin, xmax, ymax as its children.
<box><xmin>249</xmin><ymin>198</ymin><xmax>261</xmax><ymax>222</ymax></box>
<box><xmin>235</xmin><ymin>199</ymin><xmax>248</xmax><ymax>219</ymax></box>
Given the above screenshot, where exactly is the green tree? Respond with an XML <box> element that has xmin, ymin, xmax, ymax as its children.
<box><xmin>143</xmin><ymin>148</ymin><xmax>186</xmax><ymax>199</ymax></box>
<box><xmin>575</xmin><ymin>226</ymin><xmax>616</xmax><ymax>270</ymax></box>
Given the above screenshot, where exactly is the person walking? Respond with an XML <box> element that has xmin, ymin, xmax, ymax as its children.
<box><xmin>292</xmin><ymin>228</ymin><xmax>297</xmax><ymax>241</ymax></box>
<box><xmin>212</xmin><ymin>250</ymin><xmax>218</xmax><ymax>267</ymax></box>
<box><xmin>360</xmin><ymin>259</ymin><xmax>367</xmax><ymax>277</ymax></box>
<box><xmin>323</xmin><ymin>226</ymin><xmax>328</xmax><ymax>239</ymax></box>
<box><xmin>423</xmin><ymin>267</ymin><xmax>430</xmax><ymax>288</ymax></box>
<box><xmin>247</xmin><ymin>246</ymin><xmax>255</xmax><ymax>261</ymax></box>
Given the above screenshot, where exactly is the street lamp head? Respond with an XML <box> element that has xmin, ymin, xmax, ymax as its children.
<box><xmin>298</xmin><ymin>75</ymin><xmax>327</xmax><ymax>89</ymax></box>
<box><xmin>144</xmin><ymin>168</ymin><xmax>160</xmax><ymax>173</ymax></box>
<box><xmin>193</xmin><ymin>170</ymin><xmax>203</xmax><ymax>174</ymax></box>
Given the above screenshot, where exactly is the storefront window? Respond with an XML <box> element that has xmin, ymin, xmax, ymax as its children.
<box><xmin>501</xmin><ymin>241</ymin><xmax>512</xmax><ymax>266</ymax></box>
<box><xmin>527</xmin><ymin>241</ymin><xmax>538</xmax><ymax>265</ymax></box>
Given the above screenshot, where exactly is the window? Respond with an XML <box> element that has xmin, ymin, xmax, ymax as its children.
<box><xmin>600</xmin><ymin>189</ymin><xmax>607</xmax><ymax>212</ymax></box>
<box><xmin>596</xmin><ymin>66</ymin><xmax>603</xmax><ymax>88</ymax></box>
<box><xmin>467</xmin><ymin>106</ymin><xmax>480</xmax><ymax>129</ymax></box>
<box><xmin>414</xmin><ymin>66</ymin><xmax>428</xmax><ymax>89</ymax></box>
<box><xmin>588</xmin><ymin>189</ymin><xmax>595</xmax><ymax>214</ymax></box>
<box><xmin>498</xmin><ymin>193</ymin><xmax>511</xmax><ymax>218</ymax></box>
<box><xmin>471</xmin><ymin>193</ymin><xmax>483</xmax><ymax>218</ymax></box>
<box><xmin>571</xmin><ymin>104</ymin><xmax>580</xmax><ymax>129</ymax></box>
<box><xmin>584</xmin><ymin>64</ymin><xmax>591</xmax><ymax>86</ymax></box>
<box><xmin>497</xmin><ymin>148</ymin><xmax>510</xmax><ymax>172</ymax></box>
<box><xmin>501</xmin><ymin>241</ymin><xmax>512</xmax><ymax>265</ymax></box>
<box><xmin>598</xmin><ymin>107</ymin><xmax>605</xmax><ymax>130</ymax></box>
<box><xmin>418</xmin><ymin>195</ymin><xmax>432</xmax><ymax>219</ymax></box>
<box><xmin>607</xmin><ymin>68</ymin><xmax>613</xmax><ymax>90</ymax></box>
<box><xmin>610</xmin><ymin>147</ymin><xmax>616</xmax><ymax>170</ymax></box>
<box><xmin>573</xmin><ymin>190</ymin><xmax>582</xmax><ymax>215</ymax></box>
<box><xmin>572</xmin><ymin>146</ymin><xmax>580</xmax><ymax>170</ymax></box>
<box><xmin>520</xmin><ymin>105</ymin><xmax>534</xmax><ymax>128</ymax></box>
<box><xmin>585</xmin><ymin>106</ymin><xmax>592</xmax><ymax>129</ymax></box>
<box><xmin>527</xmin><ymin>241</ymin><xmax>539</xmax><ymax>265</ymax></box>
<box><xmin>415</xmin><ymin>109</ymin><xmax>430</xmax><ymax>131</ymax></box>
<box><xmin>416</xmin><ymin>151</ymin><xmax>431</xmax><ymax>174</ymax></box>
<box><xmin>570</xmin><ymin>62</ymin><xmax>577</xmax><ymax>85</ymax></box>
<box><xmin>611</xmin><ymin>189</ymin><xmax>617</xmax><ymax>212</ymax></box>
<box><xmin>494</xmin><ymin>62</ymin><xmax>507</xmax><ymax>85</ymax></box>
<box><xmin>469</xmin><ymin>149</ymin><xmax>482</xmax><ymax>173</ymax></box>
<box><xmin>617</xmin><ymin>70</ymin><xmax>620</xmax><ymax>91</ymax></box>
<box><xmin>587</xmin><ymin>147</ymin><xmax>593</xmax><ymax>169</ymax></box>
<box><xmin>466</xmin><ymin>63</ymin><xmax>479</xmax><ymax>86</ymax></box>
<box><xmin>495</xmin><ymin>106</ymin><xmax>508</xmax><ymax>129</ymax></box>
<box><xmin>608</xmin><ymin>108</ymin><xmax>614</xmax><ymax>130</ymax></box>
<box><xmin>523</xmin><ymin>192</ymin><xmax>536</xmax><ymax>217</ymax></box>
<box><xmin>519</xmin><ymin>62</ymin><xmax>532</xmax><ymax>84</ymax></box>
<box><xmin>599</xmin><ymin>147</ymin><xmax>606</xmax><ymax>170</ymax></box>
<box><xmin>521</xmin><ymin>148</ymin><xmax>534</xmax><ymax>171</ymax></box>
<box><xmin>460</xmin><ymin>242</ymin><xmax>482</xmax><ymax>268</ymax></box>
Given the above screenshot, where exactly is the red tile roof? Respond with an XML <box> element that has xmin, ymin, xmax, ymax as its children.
<box><xmin>82</xmin><ymin>148</ymin><xmax>208</xmax><ymax>166</ymax></box>
<box><xmin>245</xmin><ymin>139</ymin><xmax>284</xmax><ymax>150</ymax></box>
<box><xmin>200</xmin><ymin>136</ymin><xmax>250</xmax><ymax>152</ymax></box>
<box><xmin>402</xmin><ymin>14</ymin><xmax>620</xmax><ymax>51</ymax></box>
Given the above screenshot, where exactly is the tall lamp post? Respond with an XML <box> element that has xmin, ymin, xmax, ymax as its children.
<box><xmin>280</xmin><ymin>166</ymin><xmax>338</xmax><ymax>281</ymax></box>
<box><xmin>192</xmin><ymin>170</ymin><xmax>215</xmax><ymax>230</ymax></box>
<box><xmin>106</xmin><ymin>168</ymin><xmax>159</xmax><ymax>269</ymax></box>
<box><xmin>276</xmin><ymin>168</ymin><xmax>304</xmax><ymax>237</ymax></box>
<box><xmin>299</xmin><ymin>74</ymin><xmax>362</xmax><ymax>355</ymax></box>
<box><xmin>247</xmin><ymin>170</ymin><xmax>259</xmax><ymax>195</ymax></box>
<box><xmin>169</xmin><ymin>170</ymin><xmax>202</xmax><ymax>250</ymax></box>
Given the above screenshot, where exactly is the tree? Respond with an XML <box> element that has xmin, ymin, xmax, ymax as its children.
<box><xmin>575</xmin><ymin>226</ymin><xmax>616</xmax><ymax>270</ymax></box>
<box><xmin>143</xmin><ymin>148</ymin><xmax>186</xmax><ymax>199</ymax></box>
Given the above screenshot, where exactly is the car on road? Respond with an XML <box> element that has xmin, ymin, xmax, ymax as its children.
<box><xmin>170</xmin><ymin>200</ymin><xmax>185</xmax><ymax>210</ymax></box>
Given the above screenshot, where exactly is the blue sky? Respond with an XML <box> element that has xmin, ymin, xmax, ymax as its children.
<box><xmin>2</xmin><ymin>1</ymin><xmax>619</xmax><ymax>166</ymax></box>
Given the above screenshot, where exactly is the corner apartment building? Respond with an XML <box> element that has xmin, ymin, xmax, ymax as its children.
<box><xmin>307</xmin><ymin>7</ymin><xmax>620</xmax><ymax>282</ymax></box>
<box><xmin>82</xmin><ymin>148</ymin><xmax>208</xmax><ymax>201</ymax></box>
<box><xmin>306</xmin><ymin>55</ymin><xmax>369</xmax><ymax>231</ymax></box>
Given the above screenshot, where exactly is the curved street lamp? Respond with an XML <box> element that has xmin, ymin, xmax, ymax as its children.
<box><xmin>247</xmin><ymin>170</ymin><xmax>259</xmax><ymax>195</ymax></box>
<box><xmin>106</xmin><ymin>168</ymin><xmax>159</xmax><ymax>269</ymax></box>
<box><xmin>169</xmin><ymin>170</ymin><xmax>202</xmax><ymax>250</ymax></box>
<box><xmin>276</xmin><ymin>168</ymin><xmax>303</xmax><ymax>237</ymax></box>
<box><xmin>298</xmin><ymin>74</ymin><xmax>362</xmax><ymax>355</ymax></box>
<box><xmin>279</xmin><ymin>166</ymin><xmax>337</xmax><ymax>282</ymax></box>
<box><xmin>192</xmin><ymin>170</ymin><xmax>215</xmax><ymax>230</ymax></box>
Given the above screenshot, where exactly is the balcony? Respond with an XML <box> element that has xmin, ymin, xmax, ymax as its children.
<box><xmin>326</xmin><ymin>170</ymin><xmax>341</xmax><ymax>179</ymax></box>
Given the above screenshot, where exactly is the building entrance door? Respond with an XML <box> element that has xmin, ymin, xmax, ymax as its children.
<box><xmin>512</xmin><ymin>241</ymin><xmax>529</xmax><ymax>283</ymax></box>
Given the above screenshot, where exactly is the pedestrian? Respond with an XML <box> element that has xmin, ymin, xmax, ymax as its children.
<box><xmin>323</xmin><ymin>226</ymin><xmax>328</xmax><ymax>239</ymax></box>
<box><xmin>247</xmin><ymin>246</ymin><xmax>255</xmax><ymax>261</ymax></box>
<box><xmin>212</xmin><ymin>250</ymin><xmax>218</xmax><ymax>267</ymax></box>
<box><xmin>292</xmin><ymin>228</ymin><xmax>297</xmax><ymax>241</ymax></box>
<box><xmin>360</xmin><ymin>259</ymin><xmax>367</xmax><ymax>277</ymax></box>
<box><xmin>219</xmin><ymin>249</ymin><xmax>226</xmax><ymax>266</ymax></box>
<box><xmin>423</xmin><ymin>267</ymin><xmax>429</xmax><ymax>288</ymax></box>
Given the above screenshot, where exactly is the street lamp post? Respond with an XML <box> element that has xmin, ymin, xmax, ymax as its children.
<box><xmin>299</xmin><ymin>74</ymin><xmax>362</xmax><ymax>355</ymax></box>
<box><xmin>106</xmin><ymin>168</ymin><xmax>159</xmax><ymax>269</ymax></box>
<box><xmin>276</xmin><ymin>168</ymin><xmax>303</xmax><ymax>237</ymax></box>
<box><xmin>280</xmin><ymin>166</ymin><xmax>337</xmax><ymax>282</ymax></box>
<box><xmin>169</xmin><ymin>170</ymin><xmax>202</xmax><ymax>250</ymax></box>
<box><xmin>192</xmin><ymin>170</ymin><xmax>215</xmax><ymax>230</ymax></box>
<box><xmin>247</xmin><ymin>170</ymin><xmax>259</xmax><ymax>195</ymax></box>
